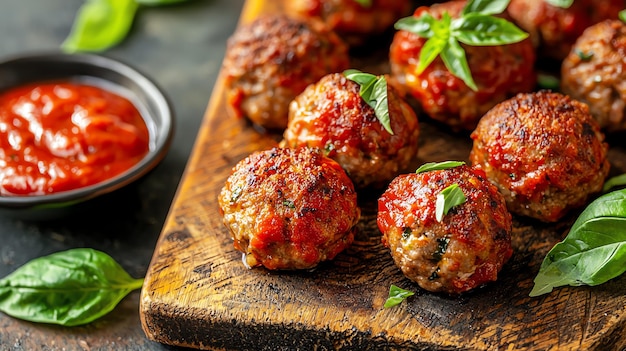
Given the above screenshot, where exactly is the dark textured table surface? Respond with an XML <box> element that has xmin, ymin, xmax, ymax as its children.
<box><xmin>0</xmin><ymin>0</ymin><xmax>244</xmax><ymax>349</ymax></box>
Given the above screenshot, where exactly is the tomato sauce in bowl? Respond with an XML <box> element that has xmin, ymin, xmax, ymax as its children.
<box><xmin>0</xmin><ymin>81</ymin><xmax>150</xmax><ymax>196</ymax></box>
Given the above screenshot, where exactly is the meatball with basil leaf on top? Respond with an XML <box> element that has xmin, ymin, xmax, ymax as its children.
<box><xmin>281</xmin><ymin>70</ymin><xmax>419</xmax><ymax>189</ymax></box>
<box><xmin>378</xmin><ymin>162</ymin><xmax>513</xmax><ymax>295</ymax></box>
<box><xmin>390</xmin><ymin>0</ymin><xmax>536</xmax><ymax>131</ymax></box>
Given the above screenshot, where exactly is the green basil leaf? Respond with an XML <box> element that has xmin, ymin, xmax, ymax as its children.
<box><xmin>436</xmin><ymin>183</ymin><xmax>467</xmax><ymax>222</ymax></box>
<box><xmin>603</xmin><ymin>174</ymin><xmax>626</xmax><ymax>193</ymax></box>
<box><xmin>394</xmin><ymin>13</ymin><xmax>437</xmax><ymax>38</ymax></box>
<box><xmin>529</xmin><ymin>189</ymin><xmax>626</xmax><ymax>297</ymax></box>
<box><xmin>462</xmin><ymin>0</ymin><xmax>510</xmax><ymax>16</ymax></box>
<box><xmin>417</xmin><ymin>29</ymin><xmax>449</xmax><ymax>74</ymax></box>
<box><xmin>383</xmin><ymin>285</ymin><xmax>415</xmax><ymax>308</ymax></box>
<box><xmin>344</xmin><ymin>69</ymin><xmax>393</xmax><ymax>134</ymax></box>
<box><xmin>440</xmin><ymin>36</ymin><xmax>478</xmax><ymax>91</ymax></box>
<box><xmin>352</xmin><ymin>0</ymin><xmax>372</xmax><ymax>8</ymax></box>
<box><xmin>453</xmin><ymin>14</ymin><xmax>529</xmax><ymax>46</ymax></box>
<box><xmin>620</xmin><ymin>9</ymin><xmax>626</xmax><ymax>23</ymax></box>
<box><xmin>0</xmin><ymin>248</ymin><xmax>144</xmax><ymax>326</ymax></box>
<box><xmin>416</xmin><ymin>161</ymin><xmax>466</xmax><ymax>173</ymax></box>
<box><xmin>544</xmin><ymin>0</ymin><xmax>574</xmax><ymax>8</ymax></box>
<box><xmin>62</xmin><ymin>0</ymin><xmax>139</xmax><ymax>53</ymax></box>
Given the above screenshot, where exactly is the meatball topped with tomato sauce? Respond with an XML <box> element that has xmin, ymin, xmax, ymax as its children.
<box><xmin>389</xmin><ymin>0</ymin><xmax>536</xmax><ymax>131</ymax></box>
<box><xmin>281</xmin><ymin>72</ymin><xmax>419</xmax><ymax>189</ymax></box>
<box><xmin>470</xmin><ymin>91</ymin><xmax>610</xmax><ymax>223</ymax></box>
<box><xmin>507</xmin><ymin>0</ymin><xmax>623</xmax><ymax>61</ymax></box>
<box><xmin>561</xmin><ymin>20</ymin><xmax>626</xmax><ymax>132</ymax></box>
<box><xmin>222</xmin><ymin>14</ymin><xmax>350</xmax><ymax>130</ymax></box>
<box><xmin>377</xmin><ymin>164</ymin><xmax>513</xmax><ymax>295</ymax></box>
<box><xmin>286</xmin><ymin>0</ymin><xmax>412</xmax><ymax>46</ymax></box>
<box><xmin>218</xmin><ymin>147</ymin><xmax>360</xmax><ymax>270</ymax></box>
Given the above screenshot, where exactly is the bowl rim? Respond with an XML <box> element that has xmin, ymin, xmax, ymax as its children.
<box><xmin>0</xmin><ymin>51</ymin><xmax>175</xmax><ymax>209</ymax></box>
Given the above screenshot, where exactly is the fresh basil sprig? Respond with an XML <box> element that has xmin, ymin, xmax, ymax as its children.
<box><xmin>416</xmin><ymin>161</ymin><xmax>465</xmax><ymax>173</ymax></box>
<box><xmin>384</xmin><ymin>284</ymin><xmax>415</xmax><ymax>308</ymax></box>
<box><xmin>529</xmin><ymin>188</ymin><xmax>626</xmax><ymax>297</ymax></box>
<box><xmin>63</xmin><ymin>0</ymin><xmax>190</xmax><ymax>53</ymax></box>
<box><xmin>544</xmin><ymin>0</ymin><xmax>574</xmax><ymax>8</ymax></box>
<box><xmin>394</xmin><ymin>0</ymin><xmax>528</xmax><ymax>91</ymax></box>
<box><xmin>436</xmin><ymin>184</ymin><xmax>467</xmax><ymax>222</ymax></box>
<box><xmin>0</xmin><ymin>248</ymin><xmax>144</xmax><ymax>326</ymax></box>
<box><xmin>343</xmin><ymin>69</ymin><xmax>393</xmax><ymax>134</ymax></box>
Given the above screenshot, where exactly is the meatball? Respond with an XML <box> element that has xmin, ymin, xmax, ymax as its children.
<box><xmin>285</xmin><ymin>0</ymin><xmax>412</xmax><ymax>46</ymax></box>
<box><xmin>222</xmin><ymin>14</ymin><xmax>350</xmax><ymax>130</ymax></box>
<box><xmin>389</xmin><ymin>1</ymin><xmax>536</xmax><ymax>131</ymax></box>
<box><xmin>281</xmin><ymin>73</ymin><xmax>419</xmax><ymax>189</ymax></box>
<box><xmin>377</xmin><ymin>165</ymin><xmax>513</xmax><ymax>294</ymax></box>
<box><xmin>218</xmin><ymin>147</ymin><xmax>360</xmax><ymax>270</ymax></box>
<box><xmin>561</xmin><ymin>20</ymin><xmax>626</xmax><ymax>132</ymax></box>
<box><xmin>507</xmin><ymin>0</ymin><xmax>623</xmax><ymax>61</ymax></box>
<box><xmin>470</xmin><ymin>91</ymin><xmax>610</xmax><ymax>223</ymax></box>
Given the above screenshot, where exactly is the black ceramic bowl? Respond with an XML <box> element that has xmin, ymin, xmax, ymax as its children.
<box><xmin>0</xmin><ymin>52</ymin><xmax>174</xmax><ymax>219</ymax></box>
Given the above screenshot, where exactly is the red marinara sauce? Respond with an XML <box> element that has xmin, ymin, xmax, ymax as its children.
<box><xmin>0</xmin><ymin>81</ymin><xmax>150</xmax><ymax>196</ymax></box>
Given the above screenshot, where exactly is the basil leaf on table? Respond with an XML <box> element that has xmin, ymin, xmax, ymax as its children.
<box><xmin>62</xmin><ymin>0</ymin><xmax>140</xmax><ymax>53</ymax></box>
<box><xmin>343</xmin><ymin>69</ymin><xmax>393</xmax><ymax>134</ymax></box>
<box><xmin>394</xmin><ymin>0</ymin><xmax>528</xmax><ymax>91</ymax></box>
<box><xmin>62</xmin><ymin>0</ymin><xmax>192</xmax><ymax>53</ymax></box>
<box><xmin>436</xmin><ymin>183</ymin><xmax>466</xmax><ymax>222</ymax></box>
<box><xmin>544</xmin><ymin>0</ymin><xmax>575</xmax><ymax>8</ymax></box>
<box><xmin>0</xmin><ymin>248</ymin><xmax>144</xmax><ymax>326</ymax></box>
<box><xmin>529</xmin><ymin>189</ymin><xmax>626</xmax><ymax>297</ymax></box>
<box><xmin>384</xmin><ymin>285</ymin><xmax>415</xmax><ymax>308</ymax></box>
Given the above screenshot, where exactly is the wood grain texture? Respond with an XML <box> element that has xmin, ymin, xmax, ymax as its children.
<box><xmin>139</xmin><ymin>1</ymin><xmax>626</xmax><ymax>350</ymax></box>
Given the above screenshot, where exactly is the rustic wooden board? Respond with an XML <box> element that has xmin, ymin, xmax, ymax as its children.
<box><xmin>139</xmin><ymin>1</ymin><xmax>626</xmax><ymax>350</ymax></box>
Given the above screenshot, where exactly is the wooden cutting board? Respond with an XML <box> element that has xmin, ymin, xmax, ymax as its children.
<box><xmin>139</xmin><ymin>1</ymin><xmax>626</xmax><ymax>349</ymax></box>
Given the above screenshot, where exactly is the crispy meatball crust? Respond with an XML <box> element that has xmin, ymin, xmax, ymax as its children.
<box><xmin>561</xmin><ymin>20</ymin><xmax>626</xmax><ymax>132</ymax></box>
<box><xmin>470</xmin><ymin>91</ymin><xmax>610</xmax><ymax>223</ymax></box>
<box><xmin>222</xmin><ymin>14</ymin><xmax>350</xmax><ymax>130</ymax></box>
<box><xmin>389</xmin><ymin>0</ymin><xmax>536</xmax><ymax>131</ymax></box>
<box><xmin>507</xmin><ymin>0</ymin><xmax>623</xmax><ymax>60</ymax></box>
<box><xmin>281</xmin><ymin>73</ymin><xmax>419</xmax><ymax>189</ymax></box>
<box><xmin>377</xmin><ymin>165</ymin><xmax>513</xmax><ymax>295</ymax></box>
<box><xmin>218</xmin><ymin>147</ymin><xmax>360</xmax><ymax>270</ymax></box>
<box><xmin>285</xmin><ymin>0</ymin><xmax>412</xmax><ymax>46</ymax></box>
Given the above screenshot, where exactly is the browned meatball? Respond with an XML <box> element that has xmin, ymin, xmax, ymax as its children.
<box><xmin>561</xmin><ymin>20</ymin><xmax>626</xmax><ymax>132</ymax></box>
<box><xmin>377</xmin><ymin>165</ymin><xmax>513</xmax><ymax>295</ymax></box>
<box><xmin>281</xmin><ymin>73</ymin><xmax>419</xmax><ymax>189</ymax></box>
<box><xmin>507</xmin><ymin>0</ymin><xmax>623</xmax><ymax>60</ymax></box>
<box><xmin>285</xmin><ymin>0</ymin><xmax>413</xmax><ymax>46</ymax></box>
<box><xmin>222</xmin><ymin>14</ymin><xmax>350</xmax><ymax>130</ymax></box>
<box><xmin>389</xmin><ymin>1</ymin><xmax>536</xmax><ymax>131</ymax></box>
<box><xmin>218</xmin><ymin>147</ymin><xmax>360</xmax><ymax>270</ymax></box>
<box><xmin>470</xmin><ymin>91</ymin><xmax>610</xmax><ymax>223</ymax></box>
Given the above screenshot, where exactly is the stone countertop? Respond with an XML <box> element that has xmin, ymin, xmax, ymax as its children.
<box><xmin>0</xmin><ymin>1</ymin><xmax>244</xmax><ymax>349</ymax></box>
